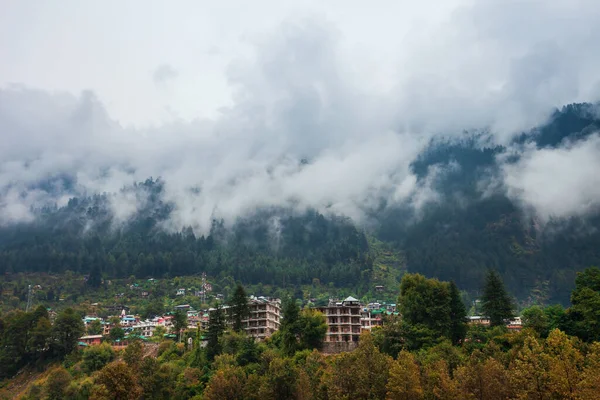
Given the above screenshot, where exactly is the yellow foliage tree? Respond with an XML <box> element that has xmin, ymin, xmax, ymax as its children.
<box><xmin>454</xmin><ymin>351</ymin><xmax>512</xmax><ymax>400</ymax></box>
<box><xmin>544</xmin><ymin>329</ymin><xmax>583</xmax><ymax>399</ymax></box>
<box><xmin>509</xmin><ymin>334</ymin><xmax>549</xmax><ymax>400</ymax></box>
<box><xmin>576</xmin><ymin>342</ymin><xmax>600</xmax><ymax>399</ymax></box>
<box><xmin>423</xmin><ymin>360</ymin><xmax>461</xmax><ymax>400</ymax></box>
<box><xmin>386</xmin><ymin>350</ymin><xmax>423</xmax><ymax>400</ymax></box>
<box><xmin>203</xmin><ymin>365</ymin><xmax>247</xmax><ymax>400</ymax></box>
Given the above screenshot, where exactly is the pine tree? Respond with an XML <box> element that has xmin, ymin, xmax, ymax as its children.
<box><xmin>229</xmin><ymin>284</ymin><xmax>249</xmax><ymax>332</ymax></box>
<box><xmin>87</xmin><ymin>264</ymin><xmax>102</xmax><ymax>288</ymax></box>
<box><xmin>481</xmin><ymin>269</ymin><xmax>514</xmax><ymax>327</ymax></box>
<box><xmin>280</xmin><ymin>297</ymin><xmax>301</xmax><ymax>356</ymax></box>
<box><xmin>448</xmin><ymin>281</ymin><xmax>467</xmax><ymax>345</ymax></box>
<box><xmin>207</xmin><ymin>303</ymin><xmax>226</xmax><ymax>361</ymax></box>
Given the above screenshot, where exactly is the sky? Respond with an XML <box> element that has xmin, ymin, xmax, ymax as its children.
<box><xmin>1</xmin><ymin>0</ymin><xmax>600</xmax><ymax>231</ymax></box>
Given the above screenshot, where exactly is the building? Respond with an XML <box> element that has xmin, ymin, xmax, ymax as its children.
<box><xmin>360</xmin><ymin>308</ymin><xmax>384</xmax><ymax>331</ymax></box>
<box><xmin>206</xmin><ymin>296</ymin><xmax>282</xmax><ymax>340</ymax></box>
<box><xmin>176</xmin><ymin>288</ymin><xmax>186</xmax><ymax>296</ymax></box>
<box><xmin>317</xmin><ymin>296</ymin><xmax>362</xmax><ymax>343</ymax></box>
<box><xmin>507</xmin><ymin>317</ymin><xmax>523</xmax><ymax>331</ymax></box>
<box><xmin>131</xmin><ymin>320</ymin><xmax>159</xmax><ymax>337</ymax></box>
<box><xmin>78</xmin><ymin>335</ymin><xmax>102</xmax><ymax>346</ymax></box>
<box><xmin>245</xmin><ymin>296</ymin><xmax>281</xmax><ymax>340</ymax></box>
<box><xmin>468</xmin><ymin>316</ymin><xmax>491</xmax><ymax>326</ymax></box>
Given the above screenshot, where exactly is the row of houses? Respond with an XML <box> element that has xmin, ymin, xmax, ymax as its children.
<box><xmin>79</xmin><ymin>295</ymin><xmax>523</xmax><ymax>350</ymax></box>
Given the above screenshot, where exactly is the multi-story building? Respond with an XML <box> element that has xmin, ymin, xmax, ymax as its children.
<box><xmin>360</xmin><ymin>308</ymin><xmax>384</xmax><ymax>331</ymax></box>
<box><xmin>206</xmin><ymin>296</ymin><xmax>282</xmax><ymax>341</ymax></box>
<box><xmin>245</xmin><ymin>296</ymin><xmax>281</xmax><ymax>340</ymax></box>
<box><xmin>317</xmin><ymin>296</ymin><xmax>362</xmax><ymax>343</ymax></box>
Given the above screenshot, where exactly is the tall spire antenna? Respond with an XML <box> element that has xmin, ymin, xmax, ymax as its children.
<box><xmin>201</xmin><ymin>272</ymin><xmax>207</xmax><ymax>305</ymax></box>
<box><xmin>26</xmin><ymin>284</ymin><xmax>32</xmax><ymax>312</ymax></box>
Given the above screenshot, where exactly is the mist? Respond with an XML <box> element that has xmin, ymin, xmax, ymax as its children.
<box><xmin>1</xmin><ymin>0</ymin><xmax>600</xmax><ymax>232</ymax></box>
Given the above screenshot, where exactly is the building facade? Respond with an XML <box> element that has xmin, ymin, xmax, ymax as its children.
<box><xmin>245</xmin><ymin>296</ymin><xmax>281</xmax><ymax>340</ymax></box>
<box><xmin>317</xmin><ymin>296</ymin><xmax>362</xmax><ymax>343</ymax></box>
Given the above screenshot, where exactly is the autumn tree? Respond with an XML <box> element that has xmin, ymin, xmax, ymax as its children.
<box><xmin>44</xmin><ymin>367</ymin><xmax>72</xmax><ymax>400</ymax></box>
<box><xmin>509</xmin><ymin>333</ymin><xmax>549</xmax><ymax>399</ymax></box>
<box><xmin>326</xmin><ymin>332</ymin><xmax>391</xmax><ymax>400</ymax></box>
<box><xmin>386</xmin><ymin>350</ymin><xmax>423</xmax><ymax>400</ymax></box>
<box><xmin>481</xmin><ymin>270</ymin><xmax>514</xmax><ymax>327</ymax></box>
<box><xmin>203</xmin><ymin>365</ymin><xmax>248</xmax><ymax>400</ymax></box>
<box><xmin>422</xmin><ymin>360</ymin><xmax>461</xmax><ymax>400</ymax></box>
<box><xmin>454</xmin><ymin>352</ymin><xmax>512</xmax><ymax>400</ymax></box>
<box><xmin>577</xmin><ymin>342</ymin><xmax>600</xmax><ymax>398</ymax></box>
<box><xmin>544</xmin><ymin>329</ymin><xmax>583</xmax><ymax>399</ymax></box>
<box><xmin>94</xmin><ymin>361</ymin><xmax>142</xmax><ymax>400</ymax></box>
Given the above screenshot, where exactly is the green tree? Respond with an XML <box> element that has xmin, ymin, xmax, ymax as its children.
<box><xmin>229</xmin><ymin>284</ymin><xmax>250</xmax><ymax>332</ymax></box>
<box><xmin>480</xmin><ymin>270</ymin><xmax>514</xmax><ymax>327</ymax></box>
<box><xmin>398</xmin><ymin>273</ymin><xmax>452</xmax><ymax>347</ymax></box>
<box><xmin>87</xmin><ymin>264</ymin><xmax>102</xmax><ymax>288</ymax></box>
<box><xmin>449</xmin><ymin>281</ymin><xmax>468</xmax><ymax>345</ymax></box>
<box><xmin>569</xmin><ymin>266</ymin><xmax>600</xmax><ymax>341</ymax></box>
<box><xmin>109</xmin><ymin>325</ymin><xmax>125</xmax><ymax>343</ymax></box>
<box><xmin>207</xmin><ymin>303</ymin><xmax>226</xmax><ymax>361</ymax></box>
<box><xmin>27</xmin><ymin>317</ymin><xmax>52</xmax><ymax>359</ymax></box>
<box><xmin>298</xmin><ymin>309</ymin><xmax>327</xmax><ymax>351</ymax></box>
<box><xmin>52</xmin><ymin>308</ymin><xmax>84</xmax><ymax>357</ymax></box>
<box><xmin>82</xmin><ymin>342</ymin><xmax>115</xmax><ymax>373</ymax></box>
<box><xmin>87</xmin><ymin>319</ymin><xmax>103</xmax><ymax>335</ymax></box>
<box><xmin>172</xmin><ymin>309</ymin><xmax>188</xmax><ymax>342</ymax></box>
<box><xmin>143</xmin><ymin>299</ymin><xmax>164</xmax><ymax>319</ymax></box>
<box><xmin>139</xmin><ymin>357</ymin><xmax>176</xmax><ymax>400</ymax></box>
<box><xmin>123</xmin><ymin>340</ymin><xmax>144</xmax><ymax>370</ymax></box>
<box><xmin>279</xmin><ymin>297</ymin><xmax>301</xmax><ymax>356</ymax></box>
<box><xmin>522</xmin><ymin>305</ymin><xmax>549</xmax><ymax>337</ymax></box>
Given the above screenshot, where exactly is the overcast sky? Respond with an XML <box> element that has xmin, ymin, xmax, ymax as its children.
<box><xmin>1</xmin><ymin>0</ymin><xmax>600</xmax><ymax>230</ymax></box>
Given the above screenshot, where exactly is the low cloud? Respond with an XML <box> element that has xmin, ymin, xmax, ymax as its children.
<box><xmin>1</xmin><ymin>1</ymin><xmax>600</xmax><ymax>232</ymax></box>
<box><xmin>153</xmin><ymin>64</ymin><xmax>179</xmax><ymax>85</ymax></box>
<box><xmin>503</xmin><ymin>134</ymin><xmax>600</xmax><ymax>221</ymax></box>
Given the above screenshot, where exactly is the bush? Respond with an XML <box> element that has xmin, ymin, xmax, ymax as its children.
<box><xmin>81</xmin><ymin>343</ymin><xmax>115</xmax><ymax>373</ymax></box>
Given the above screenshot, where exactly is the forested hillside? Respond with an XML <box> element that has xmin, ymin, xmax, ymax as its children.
<box><xmin>1</xmin><ymin>103</ymin><xmax>600</xmax><ymax>304</ymax></box>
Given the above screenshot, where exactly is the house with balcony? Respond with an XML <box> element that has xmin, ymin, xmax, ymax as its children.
<box><xmin>245</xmin><ymin>296</ymin><xmax>281</xmax><ymax>340</ymax></box>
<box><xmin>316</xmin><ymin>296</ymin><xmax>362</xmax><ymax>343</ymax></box>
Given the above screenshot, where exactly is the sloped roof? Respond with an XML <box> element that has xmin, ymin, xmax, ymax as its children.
<box><xmin>344</xmin><ymin>296</ymin><xmax>359</xmax><ymax>302</ymax></box>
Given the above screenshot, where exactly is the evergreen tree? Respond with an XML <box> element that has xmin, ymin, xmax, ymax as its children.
<box><xmin>280</xmin><ymin>297</ymin><xmax>301</xmax><ymax>356</ymax></box>
<box><xmin>207</xmin><ymin>303</ymin><xmax>226</xmax><ymax>361</ymax></box>
<box><xmin>568</xmin><ymin>266</ymin><xmax>600</xmax><ymax>341</ymax></box>
<box><xmin>449</xmin><ymin>281</ymin><xmax>468</xmax><ymax>345</ymax></box>
<box><xmin>481</xmin><ymin>270</ymin><xmax>514</xmax><ymax>327</ymax></box>
<box><xmin>87</xmin><ymin>264</ymin><xmax>102</xmax><ymax>289</ymax></box>
<box><xmin>52</xmin><ymin>308</ymin><xmax>84</xmax><ymax>357</ymax></box>
<box><xmin>229</xmin><ymin>284</ymin><xmax>249</xmax><ymax>332</ymax></box>
<box><xmin>172</xmin><ymin>309</ymin><xmax>188</xmax><ymax>342</ymax></box>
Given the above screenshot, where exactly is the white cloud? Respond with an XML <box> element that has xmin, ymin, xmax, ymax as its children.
<box><xmin>503</xmin><ymin>134</ymin><xmax>600</xmax><ymax>221</ymax></box>
<box><xmin>1</xmin><ymin>1</ymin><xmax>600</xmax><ymax>231</ymax></box>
